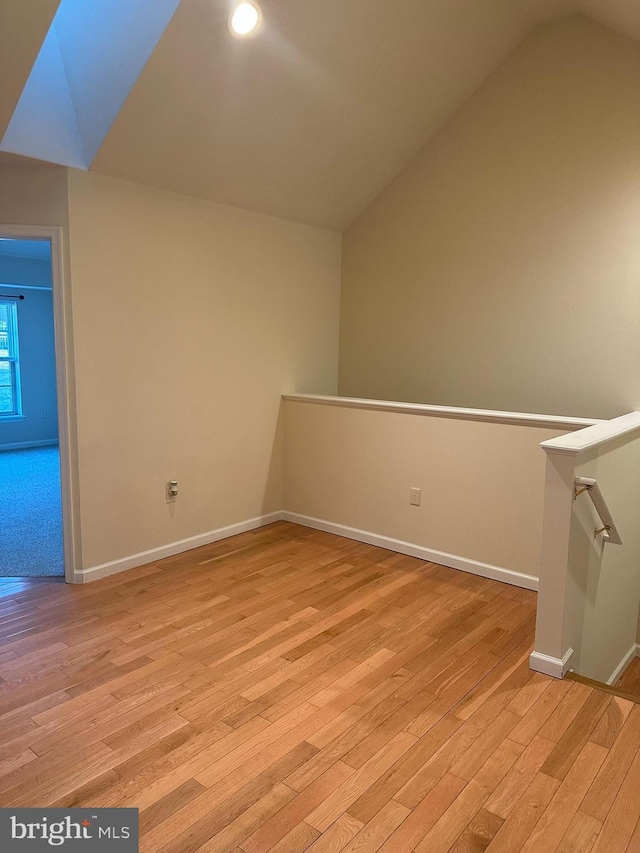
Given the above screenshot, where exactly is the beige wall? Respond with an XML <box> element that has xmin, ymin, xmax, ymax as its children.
<box><xmin>284</xmin><ymin>399</ymin><xmax>570</xmax><ymax>581</ymax></box>
<box><xmin>339</xmin><ymin>15</ymin><xmax>640</xmax><ymax>420</ymax></box>
<box><xmin>0</xmin><ymin>166</ymin><xmax>341</xmax><ymax>572</ymax></box>
<box><xmin>66</xmin><ymin>170</ymin><xmax>341</xmax><ymax>568</ymax></box>
<box><xmin>0</xmin><ymin>165</ymin><xmax>69</xmax><ymax>229</ymax></box>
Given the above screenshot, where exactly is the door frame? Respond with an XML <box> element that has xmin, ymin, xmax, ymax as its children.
<box><xmin>0</xmin><ymin>224</ymin><xmax>79</xmax><ymax>582</ymax></box>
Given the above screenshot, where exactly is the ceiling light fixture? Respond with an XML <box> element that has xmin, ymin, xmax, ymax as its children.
<box><xmin>228</xmin><ymin>2</ymin><xmax>262</xmax><ymax>37</ymax></box>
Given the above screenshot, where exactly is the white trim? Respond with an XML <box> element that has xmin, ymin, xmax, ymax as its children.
<box><xmin>529</xmin><ymin>647</ymin><xmax>574</xmax><ymax>679</ymax></box>
<box><xmin>0</xmin><ymin>439</ymin><xmax>58</xmax><ymax>451</ymax></box>
<box><xmin>76</xmin><ymin>512</ymin><xmax>284</xmax><ymax>584</ymax></box>
<box><xmin>541</xmin><ymin>411</ymin><xmax>640</xmax><ymax>456</ymax></box>
<box><xmin>282</xmin><ymin>511</ymin><xmax>538</xmax><ymax>591</ymax></box>
<box><xmin>0</xmin><ymin>225</ymin><xmax>79</xmax><ymax>583</ymax></box>
<box><xmin>607</xmin><ymin>644</ymin><xmax>640</xmax><ymax>686</ymax></box>
<box><xmin>283</xmin><ymin>394</ymin><xmax>600</xmax><ymax>431</ymax></box>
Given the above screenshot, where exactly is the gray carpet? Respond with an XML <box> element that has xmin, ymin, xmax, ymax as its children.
<box><xmin>0</xmin><ymin>447</ymin><xmax>64</xmax><ymax>577</ymax></box>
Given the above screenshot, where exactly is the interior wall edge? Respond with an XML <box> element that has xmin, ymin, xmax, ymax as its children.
<box><xmin>607</xmin><ymin>643</ymin><xmax>640</xmax><ymax>686</ymax></box>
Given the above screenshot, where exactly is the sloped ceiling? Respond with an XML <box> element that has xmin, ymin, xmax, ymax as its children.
<box><xmin>2</xmin><ymin>0</ymin><xmax>639</xmax><ymax>230</ymax></box>
<box><xmin>0</xmin><ymin>0</ymin><xmax>62</xmax><ymax>139</ymax></box>
<box><xmin>91</xmin><ymin>0</ymin><xmax>556</xmax><ymax>230</ymax></box>
<box><xmin>1</xmin><ymin>0</ymin><xmax>182</xmax><ymax>169</ymax></box>
<box><xmin>575</xmin><ymin>0</ymin><xmax>640</xmax><ymax>42</ymax></box>
<box><xmin>89</xmin><ymin>0</ymin><xmax>640</xmax><ymax>230</ymax></box>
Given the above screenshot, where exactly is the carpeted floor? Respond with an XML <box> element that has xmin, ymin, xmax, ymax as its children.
<box><xmin>0</xmin><ymin>447</ymin><xmax>64</xmax><ymax>577</ymax></box>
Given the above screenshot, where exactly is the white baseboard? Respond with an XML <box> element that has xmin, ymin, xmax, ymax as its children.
<box><xmin>282</xmin><ymin>511</ymin><xmax>538</xmax><ymax>591</ymax></box>
<box><xmin>529</xmin><ymin>647</ymin><xmax>575</xmax><ymax>679</ymax></box>
<box><xmin>75</xmin><ymin>511</ymin><xmax>284</xmax><ymax>584</ymax></box>
<box><xmin>0</xmin><ymin>439</ymin><xmax>59</xmax><ymax>451</ymax></box>
<box><xmin>607</xmin><ymin>643</ymin><xmax>640</xmax><ymax>686</ymax></box>
<box><xmin>76</xmin><ymin>509</ymin><xmax>542</xmax><ymax>590</ymax></box>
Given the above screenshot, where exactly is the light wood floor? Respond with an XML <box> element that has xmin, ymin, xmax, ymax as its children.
<box><xmin>617</xmin><ymin>658</ymin><xmax>640</xmax><ymax>700</ymax></box>
<box><xmin>1</xmin><ymin>521</ymin><xmax>639</xmax><ymax>852</ymax></box>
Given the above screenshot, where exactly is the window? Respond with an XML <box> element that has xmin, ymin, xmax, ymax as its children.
<box><xmin>0</xmin><ymin>300</ymin><xmax>22</xmax><ymax>416</ymax></box>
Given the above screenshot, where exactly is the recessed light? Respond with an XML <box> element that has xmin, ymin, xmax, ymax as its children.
<box><xmin>228</xmin><ymin>2</ymin><xmax>262</xmax><ymax>37</ymax></box>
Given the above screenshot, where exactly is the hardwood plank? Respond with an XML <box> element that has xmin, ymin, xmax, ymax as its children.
<box><xmin>479</xmin><ymin>773</ymin><xmax>559</xmax><ymax>853</ymax></box>
<box><xmin>449</xmin><ymin>711</ymin><xmax>521</xmax><ymax>781</ymax></box>
<box><xmin>0</xmin><ymin>523</ymin><xmax>637</xmax><ymax>853</ymax></box>
<box><xmin>139</xmin><ymin>742</ymin><xmax>319</xmax><ymax>852</ymax></box>
<box><xmin>303</xmin><ymin>815</ymin><xmax>363</xmax><ymax>853</ymax></box>
<box><xmin>557</xmin><ymin>812</ymin><xmax>602</xmax><ymax>853</ymax></box>
<box><xmin>394</xmin><ymin>677</ymin><xmax>527</xmax><ymax>811</ymax></box>
<box><xmin>341</xmin><ymin>685</ymin><xmax>437</xmax><ymax>769</ymax></box>
<box><xmin>413</xmin><ymin>780</ymin><xmax>494</xmax><ymax>853</ymax></box>
<box><xmin>591</xmin><ymin>747</ymin><xmax>640</xmax><ymax>853</ymax></box>
<box><xmin>339</xmin><ymin>799</ymin><xmax>409</xmax><ymax>853</ymax></box>
<box><xmin>0</xmin><ymin>747</ymin><xmax>38</xmax><ymax>777</ymax></box>
<box><xmin>189</xmin><ymin>782</ymin><xmax>296</xmax><ymax>853</ymax></box>
<box><xmin>483</xmin><ymin>736</ymin><xmax>555</xmax><ymax>819</ymax></box>
<box><xmin>506</xmin><ymin>673</ymin><xmax>551</xmax><ymax>717</ymax></box>
<box><xmin>139</xmin><ymin>778</ymin><xmax>207</xmax><ymax>835</ymax></box>
<box><xmin>509</xmin><ymin>679</ymin><xmax>573</xmax><ymax>746</ymax></box>
<box><xmin>536</xmin><ymin>681</ymin><xmax>592</xmax><ymax>743</ymax></box>
<box><xmin>377</xmin><ymin>773</ymin><xmax>467</xmax><ymax>853</ymax></box>
<box><xmin>625</xmin><ymin>816</ymin><xmax>640</xmax><ymax>853</ymax></box>
<box><xmin>241</xmin><ymin>761</ymin><xmax>354</xmax><ymax>853</ymax></box>
<box><xmin>283</xmin><ymin>688</ymin><xmax>411</xmax><ymax>794</ymax></box>
<box><xmin>306</xmin><ymin>732</ymin><xmax>417</xmax><ymax>832</ymax></box>
<box><xmin>590</xmin><ymin>696</ymin><xmax>634</xmax><ymax>749</ymax></box>
<box><xmin>255</xmin><ymin>821</ymin><xmax>320</xmax><ymax>853</ymax></box>
<box><xmin>616</xmin><ymin>657</ymin><xmax>640</xmax><ymax>699</ymax></box>
<box><xmin>580</xmin><ymin>705</ymin><xmax>640</xmax><ymax>823</ymax></box>
<box><xmin>520</xmin><ymin>740</ymin><xmax>607</xmax><ymax>852</ymax></box>
<box><xmin>448</xmin><ymin>808</ymin><xmax>504</xmax><ymax>853</ymax></box>
<box><xmin>540</xmin><ymin>691</ymin><xmax>611</xmax><ymax>781</ymax></box>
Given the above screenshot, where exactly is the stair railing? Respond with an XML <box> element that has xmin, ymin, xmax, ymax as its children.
<box><xmin>574</xmin><ymin>476</ymin><xmax>623</xmax><ymax>545</ymax></box>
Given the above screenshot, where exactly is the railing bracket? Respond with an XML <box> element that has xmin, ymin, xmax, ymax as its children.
<box><xmin>574</xmin><ymin>476</ymin><xmax>622</xmax><ymax>545</ymax></box>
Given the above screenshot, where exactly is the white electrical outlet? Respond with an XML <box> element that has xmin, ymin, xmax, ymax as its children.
<box><xmin>166</xmin><ymin>480</ymin><xmax>178</xmax><ymax>503</ymax></box>
<box><xmin>410</xmin><ymin>487</ymin><xmax>421</xmax><ymax>506</ymax></box>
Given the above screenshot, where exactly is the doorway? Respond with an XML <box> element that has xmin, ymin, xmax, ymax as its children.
<box><xmin>0</xmin><ymin>227</ymin><xmax>74</xmax><ymax>581</ymax></box>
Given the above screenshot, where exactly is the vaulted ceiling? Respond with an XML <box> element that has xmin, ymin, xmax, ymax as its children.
<box><xmin>1</xmin><ymin>0</ymin><xmax>639</xmax><ymax>230</ymax></box>
<box><xmin>0</xmin><ymin>0</ymin><xmax>61</xmax><ymax>139</ymax></box>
